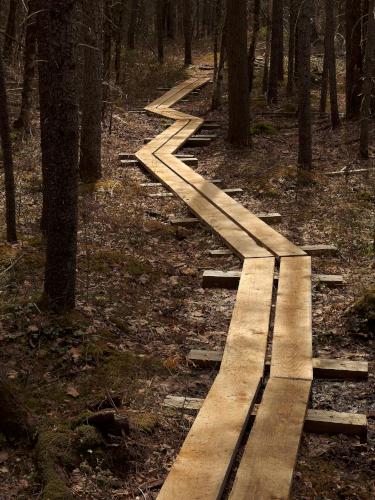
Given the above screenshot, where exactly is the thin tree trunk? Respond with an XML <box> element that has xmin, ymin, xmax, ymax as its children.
<box><xmin>41</xmin><ymin>0</ymin><xmax>79</xmax><ymax>312</ymax></box>
<box><xmin>114</xmin><ymin>1</ymin><xmax>124</xmax><ymax>84</ymax></box>
<box><xmin>325</xmin><ymin>0</ymin><xmax>340</xmax><ymax>128</ymax></box>
<box><xmin>156</xmin><ymin>0</ymin><xmax>164</xmax><ymax>63</ymax></box>
<box><xmin>278</xmin><ymin>0</ymin><xmax>284</xmax><ymax>80</ymax></box>
<box><xmin>0</xmin><ymin>47</ymin><xmax>17</xmax><ymax>243</ymax></box>
<box><xmin>287</xmin><ymin>0</ymin><xmax>297</xmax><ymax>96</ymax></box>
<box><xmin>0</xmin><ymin>372</ymin><xmax>31</xmax><ymax>440</ymax></box>
<box><xmin>268</xmin><ymin>0</ymin><xmax>282</xmax><ymax>103</ymax></box>
<box><xmin>183</xmin><ymin>0</ymin><xmax>193</xmax><ymax>65</ymax></box>
<box><xmin>102</xmin><ymin>0</ymin><xmax>112</xmax><ymax>120</ymax></box>
<box><xmin>248</xmin><ymin>0</ymin><xmax>260</xmax><ymax>94</ymax></box>
<box><xmin>360</xmin><ymin>0</ymin><xmax>375</xmax><ymax>158</ymax></box>
<box><xmin>262</xmin><ymin>0</ymin><xmax>272</xmax><ymax>95</ymax></box>
<box><xmin>80</xmin><ymin>0</ymin><xmax>103</xmax><ymax>183</ymax></box>
<box><xmin>226</xmin><ymin>0</ymin><xmax>250</xmax><ymax>146</ymax></box>
<box><xmin>297</xmin><ymin>0</ymin><xmax>312</xmax><ymax>172</ymax></box>
<box><xmin>211</xmin><ymin>7</ymin><xmax>226</xmax><ymax>110</ymax></box>
<box><xmin>345</xmin><ymin>0</ymin><xmax>363</xmax><ymax>118</ymax></box>
<box><xmin>14</xmin><ymin>0</ymin><xmax>37</xmax><ymax>132</ymax></box>
<box><xmin>127</xmin><ymin>0</ymin><xmax>138</xmax><ymax>49</ymax></box>
<box><xmin>3</xmin><ymin>0</ymin><xmax>19</xmax><ymax>61</ymax></box>
<box><xmin>319</xmin><ymin>40</ymin><xmax>328</xmax><ymax>113</ymax></box>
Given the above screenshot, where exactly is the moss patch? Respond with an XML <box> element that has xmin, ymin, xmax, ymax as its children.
<box><xmin>250</xmin><ymin>122</ymin><xmax>277</xmax><ymax>136</ymax></box>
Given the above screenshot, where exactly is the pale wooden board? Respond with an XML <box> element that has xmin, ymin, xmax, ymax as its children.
<box><xmin>187</xmin><ymin>350</ymin><xmax>368</xmax><ymax>380</ymax></box>
<box><xmin>228</xmin><ymin>378</ymin><xmax>312</xmax><ymax>500</ymax></box>
<box><xmin>136</xmin><ymin>152</ymin><xmax>270</xmax><ymax>258</ymax></box>
<box><xmin>271</xmin><ymin>256</ymin><xmax>313</xmax><ymax>380</ymax></box>
<box><xmin>163</xmin><ymin>395</ymin><xmax>367</xmax><ymax>439</ymax></box>
<box><xmin>158</xmin><ymin>258</ymin><xmax>275</xmax><ymax>500</ymax></box>
<box><xmin>156</xmin><ymin>152</ymin><xmax>305</xmax><ymax>258</ymax></box>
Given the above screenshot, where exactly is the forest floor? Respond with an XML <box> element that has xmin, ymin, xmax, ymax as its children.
<box><xmin>0</xmin><ymin>46</ymin><xmax>374</xmax><ymax>499</ymax></box>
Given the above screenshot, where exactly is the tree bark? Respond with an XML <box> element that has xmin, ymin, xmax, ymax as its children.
<box><xmin>268</xmin><ymin>0</ymin><xmax>283</xmax><ymax>103</ymax></box>
<box><xmin>0</xmin><ymin>46</ymin><xmax>17</xmax><ymax>243</ymax></box>
<box><xmin>0</xmin><ymin>373</ymin><xmax>31</xmax><ymax>440</ymax></box>
<box><xmin>102</xmin><ymin>0</ymin><xmax>112</xmax><ymax>120</ymax></box>
<box><xmin>324</xmin><ymin>0</ymin><xmax>340</xmax><ymax>128</ymax></box>
<box><xmin>127</xmin><ymin>0</ymin><xmax>138</xmax><ymax>49</ymax></box>
<box><xmin>345</xmin><ymin>0</ymin><xmax>363</xmax><ymax>118</ymax></box>
<box><xmin>319</xmin><ymin>40</ymin><xmax>328</xmax><ymax>113</ymax></box>
<box><xmin>297</xmin><ymin>0</ymin><xmax>312</xmax><ymax>172</ymax></box>
<box><xmin>278</xmin><ymin>0</ymin><xmax>284</xmax><ymax>80</ymax></box>
<box><xmin>40</xmin><ymin>0</ymin><xmax>79</xmax><ymax>312</ymax></box>
<box><xmin>156</xmin><ymin>0</ymin><xmax>164</xmax><ymax>63</ymax></box>
<box><xmin>287</xmin><ymin>0</ymin><xmax>297</xmax><ymax>96</ymax></box>
<box><xmin>211</xmin><ymin>6</ymin><xmax>226</xmax><ymax>110</ymax></box>
<box><xmin>14</xmin><ymin>0</ymin><xmax>37</xmax><ymax>133</ymax></box>
<box><xmin>360</xmin><ymin>0</ymin><xmax>375</xmax><ymax>159</ymax></box>
<box><xmin>262</xmin><ymin>0</ymin><xmax>272</xmax><ymax>95</ymax></box>
<box><xmin>80</xmin><ymin>0</ymin><xmax>103</xmax><ymax>183</ymax></box>
<box><xmin>3</xmin><ymin>0</ymin><xmax>19</xmax><ymax>61</ymax></box>
<box><xmin>248</xmin><ymin>0</ymin><xmax>260</xmax><ymax>94</ymax></box>
<box><xmin>226</xmin><ymin>0</ymin><xmax>250</xmax><ymax>146</ymax></box>
<box><xmin>183</xmin><ymin>0</ymin><xmax>193</xmax><ymax>65</ymax></box>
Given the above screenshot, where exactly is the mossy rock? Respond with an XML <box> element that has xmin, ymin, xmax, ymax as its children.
<box><xmin>128</xmin><ymin>412</ymin><xmax>158</xmax><ymax>433</ymax></box>
<box><xmin>75</xmin><ymin>424</ymin><xmax>103</xmax><ymax>451</ymax></box>
<box><xmin>36</xmin><ymin>428</ymin><xmax>79</xmax><ymax>500</ymax></box>
<box><xmin>346</xmin><ymin>287</ymin><xmax>375</xmax><ymax>335</ymax></box>
<box><xmin>250</xmin><ymin>122</ymin><xmax>277</xmax><ymax>136</ymax></box>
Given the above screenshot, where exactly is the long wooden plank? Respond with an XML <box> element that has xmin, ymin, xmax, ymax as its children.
<box><xmin>186</xmin><ymin>350</ymin><xmax>369</xmax><ymax>380</ymax></box>
<box><xmin>271</xmin><ymin>256</ymin><xmax>313</xmax><ymax>380</ymax></box>
<box><xmin>163</xmin><ymin>395</ymin><xmax>368</xmax><ymax>440</ymax></box>
<box><xmin>228</xmin><ymin>378</ymin><xmax>312</xmax><ymax>500</ymax></box>
<box><xmin>158</xmin><ymin>258</ymin><xmax>275</xmax><ymax>500</ymax></box>
<box><xmin>156</xmin><ymin>151</ymin><xmax>305</xmax><ymax>258</ymax></box>
<box><xmin>136</xmin><ymin>152</ymin><xmax>271</xmax><ymax>258</ymax></box>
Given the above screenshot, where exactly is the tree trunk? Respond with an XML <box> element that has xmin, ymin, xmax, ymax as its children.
<box><xmin>360</xmin><ymin>0</ymin><xmax>375</xmax><ymax>159</ymax></box>
<box><xmin>40</xmin><ymin>0</ymin><xmax>79</xmax><ymax>312</ymax></box>
<box><xmin>267</xmin><ymin>0</ymin><xmax>283</xmax><ymax>103</ymax></box>
<box><xmin>80</xmin><ymin>0</ymin><xmax>103</xmax><ymax>183</ymax></box>
<box><xmin>319</xmin><ymin>40</ymin><xmax>328</xmax><ymax>113</ymax></box>
<box><xmin>183</xmin><ymin>0</ymin><xmax>193</xmax><ymax>65</ymax></box>
<box><xmin>0</xmin><ymin>373</ymin><xmax>31</xmax><ymax>440</ymax></box>
<box><xmin>0</xmin><ymin>47</ymin><xmax>17</xmax><ymax>243</ymax></box>
<box><xmin>211</xmin><ymin>7</ymin><xmax>226</xmax><ymax>110</ymax></box>
<box><xmin>226</xmin><ymin>0</ymin><xmax>250</xmax><ymax>146</ymax></box>
<box><xmin>248</xmin><ymin>0</ymin><xmax>260</xmax><ymax>94</ymax></box>
<box><xmin>262</xmin><ymin>0</ymin><xmax>272</xmax><ymax>94</ymax></box>
<box><xmin>114</xmin><ymin>1</ymin><xmax>124</xmax><ymax>84</ymax></box>
<box><xmin>287</xmin><ymin>0</ymin><xmax>297</xmax><ymax>96</ymax></box>
<box><xmin>297</xmin><ymin>0</ymin><xmax>312</xmax><ymax>172</ymax></box>
<box><xmin>127</xmin><ymin>0</ymin><xmax>138</xmax><ymax>49</ymax></box>
<box><xmin>14</xmin><ymin>0</ymin><xmax>37</xmax><ymax>133</ymax></box>
<box><xmin>156</xmin><ymin>0</ymin><xmax>164</xmax><ymax>63</ymax></box>
<box><xmin>278</xmin><ymin>0</ymin><xmax>284</xmax><ymax>80</ymax></box>
<box><xmin>3</xmin><ymin>0</ymin><xmax>19</xmax><ymax>61</ymax></box>
<box><xmin>325</xmin><ymin>0</ymin><xmax>340</xmax><ymax>128</ymax></box>
<box><xmin>345</xmin><ymin>0</ymin><xmax>363</xmax><ymax>118</ymax></box>
<box><xmin>102</xmin><ymin>0</ymin><xmax>112</xmax><ymax>120</ymax></box>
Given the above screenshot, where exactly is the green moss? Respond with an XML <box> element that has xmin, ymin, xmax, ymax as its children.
<box><xmin>250</xmin><ymin>122</ymin><xmax>277</xmax><ymax>136</ymax></box>
<box><xmin>129</xmin><ymin>412</ymin><xmax>158</xmax><ymax>433</ymax></box>
<box><xmin>346</xmin><ymin>287</ymin><xmax>375</xmax><ymax>333</ymax></box>
<box><xmin>75</xmin><ymin>425</ymin><xmax>103</xmax><ymax>450</ymax></box>
<box><xmin>36</xmin><ymin>428</ymin><xmax>78</xmax><ymax>500</ymax></box>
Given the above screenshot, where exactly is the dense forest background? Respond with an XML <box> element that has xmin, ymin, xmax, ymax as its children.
<box><xmin>0</xmin><ymin>0</ymin><xmax>374</xmax><ymax>498</ymax></box>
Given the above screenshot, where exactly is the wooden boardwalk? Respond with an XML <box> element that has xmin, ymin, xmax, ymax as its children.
<box><xmin>134</xmin><ymin>79</ymin><xmax>315</xmax><ymax>499</ymax></box>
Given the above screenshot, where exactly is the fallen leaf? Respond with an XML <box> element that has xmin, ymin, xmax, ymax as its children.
<box><xmin>66</xmin><ymin>386</ymin><xmax>80</xmax><ymax>398</ymax></box>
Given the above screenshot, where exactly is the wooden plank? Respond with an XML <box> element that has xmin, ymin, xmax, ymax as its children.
<box><xmin>120</xmin><ymin>159</ymin><xmax>139</xmax><ymax>166</ymax></box>
<box><xmin>202</xmin><ymin>269</ymin><xmax>345</xmax><ymax>289</ymax></box>
<box><xmin>157</xmin><ymin>258</ymin><xmax>275</xmax><ymax>500</ymax></box>
<box><xmin>228</xmin><ymin>378</ymin><xmax>312</xmax><ymax>500</ymax></box>
<box><xmin>304</xmin><ymin>409</ymin><xmax>367</xmax><ymax>442</ymax></box>
<box><xmin>155</xmin><ymin>151</ymin><xmax>305</xmax><ymax>257</ymax></box>
<box><xmin>300</xmin><ymin>244</ymin><xmax>338</xmax><ymax>256</ymax></box>
<box><xmin>177</xmin><ymin>214</ymin><xmax>280</xmax><ymax>231</ymax></box>
<box><xmin>187</xmin><ymin>350</ymin><xmax>368</xmax><ymax>380</ymax></box>
<box><xmin>223</xmin><ymin>188</ymin><xmax>244</xmax><ymax>195</ymax></box>
<box><xmin>271</xmin><ymin>256</ymin><xmax>313</xmax><ymax>380</ymax></box>
<box><xmin>163</xmin><ymin>395</ymin><xmax>367</xmax><ymax>440</ymax></box>
<box><xmin>149</xmin><ymin>192</ymin><xmax>174</xmax><ymax>198</ymax></box>
<box><xmin>326</xmin><ymin>167</ymin><xmax>375</xmax><ymax>176</ymax></box>
<box><xmin>136</xmin><ymin>152</ymin><xmax>271</xmax><ymax>258</ymax></box>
